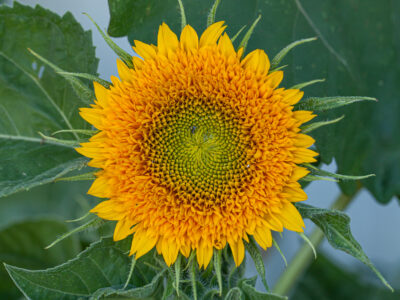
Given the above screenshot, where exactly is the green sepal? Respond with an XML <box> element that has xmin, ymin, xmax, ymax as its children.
<box><xmin>231</xmin><ymin>25</ymin><xmax>246</xmax><ymax>43</ymax></box>
<box><xmin>174</xmin><ymin>254</ymin><xmax>182</xmax><ymax>296</ymax></box>
<box><xmin>295</xmin><ymin>96</ymin><xmax>377</xmax><ymax>111</ymax></box>
<box><xmin>239</xmin><ymin>277</ymin><xmax>288</xmax><ymax>300</ymax></box>
<box><xmin>272</xmin><ymin>239</ymin><xmax>287</xmax><ymax>266</ymax></box>
<box><xmin>177</xmin><ymin>0</ymin><xmax>187</xmax><ymax>31</ymax></box>
<box><xmin>38</xmin><ymin>132</ymin><xmax>80</xmax><ymax>148</ymax></box>
<box><xmin>123</xmin><ymin>255</ymin><xmax>137</xmax><ymax>289</ymax></box>
<box><xmin>304</xmin><ymin>163</ymin><xmax>375</xmax><ymax>181</ymax></box>
<box><xmin>189</xmin><ymin>256</ymin><xmax>198</xmax><ymax>300</ymax></box>
<box><xmin>270</xmin><ymin>37</ymin><xmax>317</xmax><ymax>70</ymax></box>
<box><xmin>28</xmin><ymin>49</ymin><xmax>94</xmax><ymax>105</ymax></box>
<box><xmin>301</xmin><ymin>175</ymin><xmax>338</xmax><ymax>182</ymax></box>
<box><xmin>55</xmin><ymin>171</ymin><xmax>96</xmax><ymax>182</ymax></box>
<box><xmin>84</xmin><ymin>13</ymin><xmax>133</xmax><ymax>68</ymax></box>
<box><xmin>214</xmin><ymin>249</ymin><xmax>223</xmax><ymax>296</ymax></box>
<box><xmin>45</xmin><ymin>216</ymin><xmax>103</xmax><ymax>249</ymax></box>
<box><xmin>295</xmin><ymin>203</ymin><xmax>393</xmax><ymax>291</ymax></box>
<box><xmin>238</xmin><ymin>14</ymin><xmax>262</xmax><ymax>53</ymax></box>
<box><xmin>300</xmin><ymin>115</ymin><xmax>344</xmax><ymax>133</ymax></box>
<box><xmin>298</xmin><ymin>232</ymin><xmax>317</xmax><ymax>259</ymax></box>
<box><xmin>244</xmin><ymin>237</ymin><xmax>269</xmax><ymax>291</ymax></box>
<box><xmin>52</xmin><ymin>129</ymin><xmax>98</xmax><ymax>136</ymax></box>
<box><xmin>224</xmin><ymin>287</ymin><xmax>243</xmax><ymax>300</ymax></box>
<box><xmin>207</xmin><ymin>0</ymin><xmax>221</xmax><ymax>27</ymax></box>
<box><xmin>291</xmin><ymin>78</ymin><xmax>325</xmax><ymax>90</ymax></box>
<box><xmin>57</xmin><ymin>71</ymin><xmax>111</xmax><ymax>88</ymax></box>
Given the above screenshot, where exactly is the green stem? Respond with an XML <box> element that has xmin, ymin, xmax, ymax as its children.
<box><xmin>272</xmin><ymin>192</ymin><xmax>355</xmax><ymax>295</ymax></box>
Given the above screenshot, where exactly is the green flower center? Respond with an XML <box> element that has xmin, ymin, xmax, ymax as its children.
<box><xmin>146</xmin><ymin>100</ymin><xmax>253</xmax><ymax>202</ymax></box>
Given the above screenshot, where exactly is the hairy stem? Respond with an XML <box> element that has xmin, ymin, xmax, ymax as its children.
<box><xmin>273</xmin><ymin>192</ymin><xmax>355</xmax><ymax>295</ymax></box>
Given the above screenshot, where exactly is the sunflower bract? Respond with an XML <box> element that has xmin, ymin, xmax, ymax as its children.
<box><xmin>76</xmin><ymin>21</ymin><xmax>318</xmax><ymax>268</ymax></box>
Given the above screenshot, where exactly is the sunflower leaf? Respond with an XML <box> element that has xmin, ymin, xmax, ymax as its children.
<box><xmin>244</xmin><ymin>237</ymin><xmax>269</xmax><ymax>291</ymax></box>
<box><xmin>0</xmin><ymin>3</ymin><xmax>97</xmax><ymax>198</ymax></box>
<box><xmin>295</xmin><ymin>96</ymin><xmax>377</xmax><ymax>111</ymax></box>
<box><xmin>295</xmin><ymin>203</ymin><xmax>393</xmax><ymax>291</ymax></box>
<box><xmin>5</xmin><ymin>238</ymin><xmax>162</xmax><ymax>299</ymax></box>
<box><xmin>0</xmin><ymin>219</ymin><xmax>81</xmax><ymax>298</ymax></box>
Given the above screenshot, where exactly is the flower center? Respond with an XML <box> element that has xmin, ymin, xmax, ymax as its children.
<box><xmin>146</xmin><ymin>100</ymin><xmax>253</xmax><ymax>202</ymax></box>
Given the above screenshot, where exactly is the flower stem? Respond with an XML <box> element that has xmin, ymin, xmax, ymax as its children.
<box><xmin>272</xmin><ymin>192</ymin><xmax>355</xmax><ymax>296</ymax></box>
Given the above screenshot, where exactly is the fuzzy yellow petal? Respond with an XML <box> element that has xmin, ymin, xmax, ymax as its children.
<box><xmin>293</xmin><ymin>134</ymin><xmax>315</xmax><ymax>148</ymax></box>
<box><xmin>88</xmin><ymin>176</ymin><xmax>111</xmax><ymax>198</ymax></box>
<box><xmin>90</xmin><ymin>200</ymin><xmax>123</xmax><ymax>221</ymax></box>
<box><xmin>283</xmin><ymin>89</ymin><xmax>304</xmax><ymax>105</ymax></box>
<box><xmin>265</xmin><ymin>71</ymin><xmax>283</xmax><ymax>88</ymax></box>
<box><xmin>199</xmin><ymin>21</ymin><xmax>226</xmax><ymax>48</ymax></box>
<box><xmin>253</xmin><ymin>226</ymin><xmax>272</xmax><ymax>250</ymax></box>
<box><xmin>180</xmin><ymin>25</ymin><xmax>199</xmax><ymax>51</ymax></box>
<box><xmin>293</xmin><ymin>111</ymin><xmax>316</xmax><ymax>124</ymax></box>
<box><xmin>133</xmin><ymin>40</ymin><xmax>157</xmax><ymax>60</ymax></box>
<box><xmin>79</xmin><ymin>107</ymin><xmax>103</xmax><ymax>128</ymax></box>
<box><xmin>218</xmin><ymin>33</ymin><xmax>235</xmax><ymax>58</ymax></box>
<box><xmin>93</xmin><ymin>81</ymin><xmax>109</xmax><ymax>108</ymax></box>
<box><xmin>279</xmin><ymin>202</ymin><xmax>305</xmax><ymax>232</ymax></box>
<box><xmin>130</xmin><ymin>230</ymin><xmax>158</xmax><ymax>259</ymax></box>
<box><xmin>292</xmin><ymin>148</ymin><xmax>318</xmax><ymax>163</ymax></box>
<box><xmin>116</xmin><ymin>59</ymin><xmax>131</xmax><ymax>82</ymax></box>
<box><xmin>228</xmin><ymin>238</ymin><xmax>245</xmax><ymax>267</ymax></box>
<box><xmin>241</xmin><ymin>49</ymin><xmax>270</xmax><ymax>75</ymax></box>
<box><xmin>114</xmin><ymin>218</ymin><xmax>134</xmax><ymax>241</ymax></box>
<box><xmin>290</xmin><ymin>166</ymin><xmax>310</xmax><ymax>181</ymax></box>
<box><xmin>157</xmin><ymin>23</ymin><xmax>179</xmax><ymax>56</ymax></box>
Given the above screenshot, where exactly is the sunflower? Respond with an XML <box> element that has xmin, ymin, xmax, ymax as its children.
<box><xmin>76</xmin><ymin>21</ymin><xmax>318</xmax><ymax>268</ymax></box>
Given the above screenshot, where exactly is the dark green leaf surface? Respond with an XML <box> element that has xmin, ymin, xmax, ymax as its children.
<box><xmin>296</xmin><ymin>203</ymin><xmax>392</xmax><ymax>290</ymax></box>
<box><xmin>293</xmin><ymin>254</ymin><xmax>400</xmax><ymax>300</ymax></box>
<box><xmin>5</xmin><ymin>237</ymin><xmax>161</xmax><ymax>300</ymax></box>
<box><xmin>0</xmin><ymin>219</ymin><xmax>80</xmax><ymax>299</ymax></box>
<box><xmin>0</xmin><ymin>2</ymin><xmax>98</xmax><ymax>197</ymax></box>
<box><xmin>108</xmin><ymin>0</ymin><xmax>400</xmax><ymax>203</ymax></box>
<box><xmin>239</xmin><ymin>278</ymin><xmax>287</xmax><ymax>300</ymax></box>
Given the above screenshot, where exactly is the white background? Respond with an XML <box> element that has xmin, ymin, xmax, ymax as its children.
<box><xmin>12</xmin><ymin>0</ymin><xmax>400</xmax><ymax>291</ymax></box>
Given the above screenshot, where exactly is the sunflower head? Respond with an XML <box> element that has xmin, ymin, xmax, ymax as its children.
<box><xmin>77</xmin><ymin>21</ymin><xmax>317</xmax><ymax>268</ymax></box>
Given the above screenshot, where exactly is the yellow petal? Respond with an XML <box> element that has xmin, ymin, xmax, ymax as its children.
<box><xmin>290</xmin><ymin>166</ymin><xmax>310</xmax><ymax>181</ymax></box>
<box><xmin>282</xmin><ymin>184</ymin><xmax>308</xmax><ymax>202</ymax></box>
<box><xmin>265</xmin><ymin>71</ymin><xmax>283</xmax><ymax>88</ymax></box>
<box><xmin>130</xmin><ymin>230</ymin><xmax>158</xmax><ymax>259</ymax></box>
<box><xmin>293</xmin><ymin>111</ymin><xmax>316</xmax><ymax>124</ymax></box>
<box><xmin>241</xmin><ymin>49</ymin><xmax>270</xmax><ymax>75</ymax></box>
<box><xmin>199</xmin><ymin>21</ymin><xmax>226</xmax><ymax>48</ymax></box>
<box><xmin>88</xmin><ymin>176</ymin><xmax>111</xmax><ymax>198</ymax></box>
<box><xmin>283</xmin><ymin>89</ymin><xmax>304</xmax><ymax>105</ymax></box>
<box><xmin>180</xmin><ymin>24</ymin><xmax>199</xmax><ymax>51</ymax></box>
<box><xmin>116</xmin><ymin>59</ymin><xmax>131</xmax><ymax>82</ymax></box>
<box><xmin>162</xmin><ymin>238</ymin><xmax>179</xmax><ymax>266</ymax></box>
<box><xmin>133</xmin><ymin>40</ymin><xmax>157</xmax><ymax>60</ymax></box>
<box><xmin>90</xmin><ymin>200</ymin><xmax>122</xmax><ymax>221</ymax></box>
<box><xmin>157</xmin><ymin>23</ymin><xmax>179</xmax><ymax>56</ymax></box>
<box><xmin>218</xmin><ymin>33</ymin><xmax>235</xmax><ymax>58</ymax></box>
<box><xmin>292</xmin><ymin>148</ymin><xmax>318</xmax><ymax>164</ymax></box>
<box><xmin>279</xmin><ymin>202</ymin><xmax>305</xmax><ymax>232</ymax></box>
<box><xmin>79</xmin><ymin>107</ymin><xmax>103</xmax><ymax>128</ymax></box>
<box><xmin>93</xmin><ymin>81</ymin><xmax>109</xmax><ymax>108</ymax></box>
<box><xmin>228</xmin><ymin>238</ymin><xmax>245</xmax><ymax>266</ymax></box>
<box><xmin>113</xmin><ymin>218</ymin><xmax>134</xmax><ymax>241</ymax></box>
<box><xmin>253</xmin><ymin>226</ymin><xmax>272</xmax><ymax>250</ymax></box>
<box><xmin>293</xmin><ymin>134</ymin><xmax>315</xmax><ymax>147</ymax></box>
<box><xmin>180</xmin><ymin>243</ymin><xmax>191</xmax><ymax>258</ymax></box>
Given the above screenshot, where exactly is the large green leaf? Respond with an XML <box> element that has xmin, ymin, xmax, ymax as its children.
<box><xmin>293</xmin><ymin>254</ymin><xmax>400</xmax><ymax>300</ymax></box>
<box><xmin>107</xmin><ymin>0</ymin><xmax>400</xmax><ymax>203</ymax></box>
<box><xmin>295</xmin><ymin>203</ymin><xmax>392</xmax><ymax>291</ymax></box>
<box><xmin>0</xmin><ymin>2</ymin><xmax>98</xmax><ymax>198</ymax></box>
<box><xmin>5</xmin><ymin>237</ymin><xmax>162</xmax><ymax>300</ymax></box>
<box><xmin>0</xmin><ymin>219</ymin><xmax>81</xmax><ymax>299</ymax></box>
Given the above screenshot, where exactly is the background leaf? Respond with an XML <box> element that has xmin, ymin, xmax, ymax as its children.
<box><xmin>107</xmin><ymin>0</ymin><xmax>400</xmax><ymax>204</ymax></box>
<box><xmin>0</xmin><ymin>2</ymin><xmax>98</xmax><ymax>197</ymax></box>
<box><xmin>5</xmin><ymin>237</ymin><xmax>162</xmax><ymax>300</ymax></box>
<box><xmin>292</xmin><ymin>254</ymin><xmax>400</xmax><ymax>300</ymax></box>
<box><xmin>0</xmin><ymin>219</ymin><xmax>81</xmax><ymax>299</ymax></box>
<box><xmin>295</xmin><ymin>203</ymin><xmax>392</xmax><ymax>291</ymax></box>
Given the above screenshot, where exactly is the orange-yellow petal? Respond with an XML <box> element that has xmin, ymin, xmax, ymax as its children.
<box><xmin>218</xmin><ymin>33</ymin><xmax>235</xmax><ymax>58</ymax></box>
<box><xmin>180</xmin><ymin>24</ymin><xmax>199</xmax><ymax>51</ymax></box>
<box><xmin>114</xmin><ymin>218</ymin><xmax>135</xmax><ymax>241</ymax></box>
<box><xmin>241</xmin><ymin>49</ymin><xmax>270</xmax><ymax>75</ymax></box>
<box><xmin>279</xmin><ymin>202</ymin><xmax>305</xmax><ymax>232</ymax></box>
<box><xmin>157</xmin><ymin>23</ymin><xmax>179</xmax><ymax>56</ymax></box>
<box><xmin>199</xmin><ymin>21</ymin><xmax>226</xmax><ymax>47</ymax></box>
<box><xmin>133</xmin><ymin>40</ymin><xmax>157</xmax><ymax>60</ymax></box>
